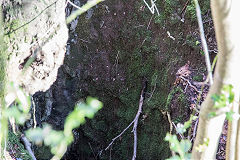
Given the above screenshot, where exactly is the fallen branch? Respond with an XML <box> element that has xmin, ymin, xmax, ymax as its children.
<box><xmin>179</xmin><ymin>76</ymin><xmax>200</xmax><ymax>93</ymax></box>
<box><xmin>132</xmin><ymin>82</ymin><xmax>145</xmax><ymax>160</ymax></box>
<box><xmin>105</xmin><ymin>80</ymin><xmax>147</xmax><ymax>160</ymax></box>
<box><xmin>21</xmin><ymin>134</ymin><xmax>37</xmax><ymax>160</ymax></box>
<box><xmin>105</xmin><ymin>120</ymin><xmax>135</xmax><ymax>151</ymax></box>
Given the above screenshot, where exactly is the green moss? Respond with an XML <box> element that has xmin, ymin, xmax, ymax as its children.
<box><xmin>166</xmin><ymin>86</ymin><xmax>189</xmax><ymax>123</ymax></box>
<box><xmin>35</xmin><ymin>145</ymin><xmax>52</xmax><ymax>160</ymax></box>
<box><xmin>166</xmin><ymin>87</ymin><xmax>183</xmax><ymax>109</ymax></box>
<box><xmin>138</xmin><ymin>109</ymin><xmax>171</xmax><ymax>159</ymax></box>
<box><xmin>154</xmin><ymin>0</ymin><xmax>180</xmax><ymax>25</ymax></box>
<box><xmin>193</xmin><ymin>75</ymin><xmax>203</xmax><ymax>82</ymax></box>
<box><xmin>186</xmin><ymin>0</ymin><xmax>210</xmax><ymax>21</ymax></box>
<box><xmin>94</xmin><ymin>120</ymin><xmax>108</xmax><ymax>132</ymax></box>
<box><xmin>186</xmin><ymin>1</ymin><xmax>196</xmax><ymax>20</ymax></box>
<box><xmin>164</xmin><ymin>0</ymin><xmax>177</xmax><ymax>15</ymax></box>
<box><xmin>8</xmin><ymin>132</ymin><xmax>32</xmax><ymax>160</ymax></box>
<box><xmin>185</xmin><ymin>34</ymin><xmax>201</xmax><ymax>52</ymax></box>
<box><xmin>67</xmin><ymin>1</ymin><xmax>187</xmax><ymax>159</ymax></box>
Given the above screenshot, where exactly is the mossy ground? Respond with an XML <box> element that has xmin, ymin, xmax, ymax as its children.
<box><xmin>62</xmin><ymin>0</ymin><xmax>211</xmax><ymax>159</ymax></box>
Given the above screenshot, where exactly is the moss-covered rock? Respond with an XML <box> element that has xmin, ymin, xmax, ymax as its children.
<box><xmin>32</xmin><ymin>0</ymin><xmax>211</xmax><ymax>159</ymax></box>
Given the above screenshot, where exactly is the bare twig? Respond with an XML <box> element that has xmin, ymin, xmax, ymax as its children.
<box><xmin>166</xmin><ymin>112</ymin><xmax>176</xmax><ymax>157</ymax></box>
<box><xmin>67</xmin><ymin>0</ymin><xmax>81</xmax><ymax>9</ymax></box>
<box><xmin>184</xmin><ymin>83</ymin><xmax>189</xmax><ymax>92</ymax></box>
<box><xmin>147</xmin><ymin>83</ymin><xmax>156</xmax><ymax>102</ymax></box>
<box><xmin>191</xmin><ymin>118</ymin><xmax>199</xmax><ymax>142</ymax></box>
<box><xmin>105</xmin><ymin>81</ymin><xmax>146</xmax><ymax>160</ymax></box>
<box><xmin>21</xmin><ymin>134</ymin><xmax>37</xmax><ymax>160</ymax></box>
<box><xmin>88</xmin><ymin>142</ymin><xmax>97</xmax><ymax>160</ymax></box>
<box><xmin>194</xmin><ymin>0</ymin><xmax>213</xmax><ymax>85</ymax></box>
<box><xmin>180</xmin><ymin>0</ymin><xmax>190</xmax><ymax>22</ymax></box>
<box><xmin>147</xmin><ymin>74</ymin><xmax>157</xmax><ymax>102</ymax></box>
<box><xmin>112</xmin><ymin>51</ymin><xmax>119</xmax><ymax>77</ymax></box>
<box><xmin>143</xmin><ymin>0</ymin><xmax>160</xmax><ymax>16</ymax></box>
<box><xmin>132</xmin><ymin>85</ymin><xmax>145</xmax><ymax>160</ymax></box>
<box><xmin>32</xmin><ymin>97</ymin><xmax>37</xmax><ymax>128</ymax></box>
<box><xmin>167</xmin><ymin>31</ymin><xmax>175</xmax><ymax>41</ymax></box>
<box><xmin>166</xmin><ymin>112</ymin><xmax>173</xmax><ymax>134</ymax></box>
<box><xmin>105</xmin><ymin>120</ymin><xmax>135</xmax><ymax>151</ymax></box>
<box><xmin>147</xmin><ymin>15</ymin><xmax>154</xmax><ymax>30</ymax></box>
<box><xmin>179</xmin><ymin>76</ymin><xmax>200</xmax><ymax>93</ymax></box>
<box><xmin>172</xmin><ymin>122</ymin><xmax>184</xmax><ymax>139</ymax></box>
<box><xmin>181</xmin><ymin>0</ymin><xmax>190</xmax><ymax>14</ymax></box>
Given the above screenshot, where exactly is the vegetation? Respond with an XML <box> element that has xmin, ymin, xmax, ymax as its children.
<box><xmin>1</xmin><ymin>0</ymin><xmax>240</xmax><ymax>159</ymax></box>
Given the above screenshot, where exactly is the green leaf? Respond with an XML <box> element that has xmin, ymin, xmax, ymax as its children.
<box><xmin>200</xmin><ymin>50</ymin><xmax>205</xmax><ymax>55</ymax></box>
<box><xmin>5</xmin><ymin>106</ymin><xmax>28</xmax><ymax>124</ymax></box>
<box><xmin>223</xmin><ymin>84</ymin><xmax>235</xmax><ymax>103</ymax></box>
<box><xmin>180</xmin><ymin>139</ymin><xmax>191</xmax><ymax>153</ymax></box>
<box><xmin>183</xmin><ymin>115</ymin><xmax>197</xmax><ymax>130</ymax></box>
<box><xmin>44</xmin><ymin>130</ymin><xmax>64</xmax><ymax>146</ymax></box>
<box><xmin>184</xmin><ymin>153</ymin><xmax>192</xmax><ymax>160</ymax></box>
<box><xmin>165</xmin><ymin>134</ymin><xmax>180</xmax><ymax>153</ymax></box>
<box><xmin>228</xmin><ymin>92</ymin><xmax>235</xmax><ymax>103</ymax></box>
<box><xmin>176</xmin><ymin>123</ymin><xmax>186</xmax><ymax>134</ymax></box>
<box><xmin>87</xmin><ymin>97</ymin><xmax>103</xmax><ymax>111</ymax></box>
<box><xmin>195</xmin><ymin>40</ymin><xmax>200</xmax><ymax>46</ymax></box>
<box><xmin>26</xmin><ymin>128</ymin><xmax>44</xmax><ymax>144</ymax></box>
<box><xmin>226</xmin><ymin>110</ymin><xmax>235</xmax><ymax>121</ymax></box>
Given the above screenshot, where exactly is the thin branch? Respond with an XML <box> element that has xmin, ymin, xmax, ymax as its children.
<box><xmin>88</xmin><ymin>142</ymin><xmax>97</xmax><ymax>160</ymax></box>
<box><xmin>179</xmin><ymin>76</ymin><xmax>200</xmax><ymax>93</ymax></box>
<box><xmin>147</xmin><ymin>83</ymin><xmax>156</xmax><ymax>102</ymax></box>
<box><xmin>147</xmin><ymin>15</ymin><xmax>154</xmax><ymax>30</ymax></box>
<box><xmin>66</xmin><ymin>0</ymin><xmax>104</xmax><ymax>24</ymax></box>
<box><xmin>191</xmin><ymin>118</ymin><xmax>199</xmax><ymax>142</ymax></box>
<box><xmin>194</xmin><ymin>0</ymin><xmax>213</xmax><ymax>85</ymax></box>
<box><xmin>105</xmin><ymin>120</ymin><xmax>135</xmax><ymax>151</ymax></box>
<box><xmin>166</xmin><ymin>112</ymin><xmax>176</xmax><ymax>157</ymax></box>
<box><xmin>21</xmin><ymin>134</ymin><xmax>37</xmax><ymax>160</ymax></box>
<box><xmin>132</xmin><ymin>85</ymin><xmax>145</xmax><ymax>160</ymax></box>
<box><xmin>167</xmin><ymin>112</ymin><xmax>173</xmax><ymax>134</ymax></box>
<box><xmin>143</xmin><ymin>0</ymin><xmax>160</xmax><ymax>16</ymax></box>
<box><xmin>67</xmin><ymin>0</ymin><xmax>81</xmax><ymax>9</ymax></box>
<box><xmin>32</xmin><ymin>97</ymin><xmax>37</xmax><ymax>128</ymax></box>
<box><xmin>172</xmin><ymin>122</ymin><xmax>184</xmax><ymax>139</ymax></box>
<box><xmin>105</xmin><ymin>80</ymin><xmax>147</xmax><ymax>160</ymax></box>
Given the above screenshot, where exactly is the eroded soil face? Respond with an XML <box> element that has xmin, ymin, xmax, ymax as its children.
<box><xmin>3</xmin><ymin>0</ymin><xmax>68</xmax><ymax>94</ymax></box>
<box><xmin>32</xmin><ymin>0</ymin><xmax>218</xmax><ymax>159</ymax></box>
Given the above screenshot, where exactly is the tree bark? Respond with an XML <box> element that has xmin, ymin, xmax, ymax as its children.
<box><xmin>192</xmin><ymin>0</ymin><xmax>240</xmax><ymax>159</ymax></box>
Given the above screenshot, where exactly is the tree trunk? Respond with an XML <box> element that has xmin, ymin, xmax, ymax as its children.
<box><xmin>192</xmin><ymin>0</ymin><xmax>240</xmax><ymax>159</ymax></box>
